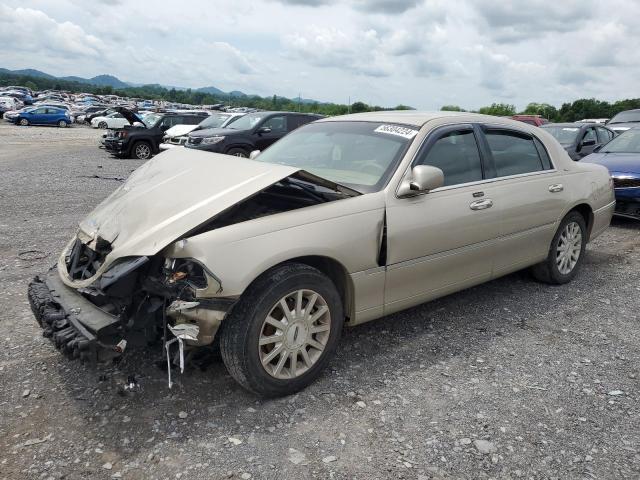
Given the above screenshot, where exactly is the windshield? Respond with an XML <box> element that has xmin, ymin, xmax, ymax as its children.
<box><xmin>542</xmin><ymin>126</ymin><xmax>580</xmax><ymax>144</ymax></box>
<box><xmin>609</xmin><ymin>111</ymin><xmax>640</xmax><ymax>124</ymax></box>
<box><xmin>600</xmin><ymin>129</ymin><xmax>640</xmax><ymax>153</ymax></box>
<box><xmin>226</xmin><ymin>112</ymin><xmax>269</xmax><ymax>130</ymax></box>
<box><xmin>144</xmin><ymin>113</ymin><xmax>162</xmax><ymax>128</ymax></box>
<box><xmin>254</xmin><ymin>121</ymin><xmax>417</xmax><ymax>193</ymax></box>
<box><xmin>199</xmin><ymin>113</ymin><xmax>235</xmax><ymax>129</ymax></box>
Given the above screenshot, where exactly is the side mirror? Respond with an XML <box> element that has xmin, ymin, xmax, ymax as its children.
<box><xmin>249</xmin><ymin>150</ymin><xmax>261</xmax><ymax>159</ymax></box>
<box><xmin>256</xmin><ymin>126</ymin><xmax>272</xmax><ymax>135</ymax></box>
<box><xmin>398</xmin><ymin>165</ymin><xmax>444</xmax><ymax>197</ymax></box>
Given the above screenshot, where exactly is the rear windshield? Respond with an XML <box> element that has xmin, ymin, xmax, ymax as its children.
<box><xmin>609</xmin><ymin>111</ymin><xmax>640</xmax><ymax>124</ymax></box>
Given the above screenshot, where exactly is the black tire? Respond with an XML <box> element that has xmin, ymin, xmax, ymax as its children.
<box><xmin>532</xmin><ymin>211</ymin><xmax>587</xmax><ymax>284</ymax></box>
<box><xmin>226</xmin><ymin>147</ymin><xmax>248</xmax><ymax>158</ymax></box>
<box><xmin>18</xmin><ymin>118</ymin><xmax>29</xmax><ymax>126</ymax></box>
<box><xmin>131</xmin><ymin>141</ymin><xmax>152</xmax><ymax>160</ymax></box>
<box><xmin>98</xmin><ymin>121</ymin><xmax>107</xmax><ymax>129</ymax></box>
<box><xmin>220</xmin><ymin>263</ymin><xmax>344</xmax><ymax>397</ymax></box>
<box><xmin>58</xmin><ymin>120</ymin><xmax>68</xmax><ymax>128</ymax></box>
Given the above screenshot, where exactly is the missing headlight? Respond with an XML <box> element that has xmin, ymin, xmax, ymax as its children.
<box><xmin>164</xmin><ymin>258</ymin><xmax>222</xmax><ymax>294</ymax></box>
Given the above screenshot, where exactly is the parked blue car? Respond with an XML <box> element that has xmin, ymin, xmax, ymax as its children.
<box><xmin>583</xmin><ymin>128</ymin><xmax>640</xmax><ymax>219</ymax></box>
<box><xmin>5</xmin><ymin>106</ymin><xmax>71</xmax><ymax>127</ymax></box>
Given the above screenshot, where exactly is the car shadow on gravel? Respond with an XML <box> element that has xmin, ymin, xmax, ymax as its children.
<box><xmin>43</xmin><ymin>255</ymin><xmax>614</xmax><ymax>461</ymax></box>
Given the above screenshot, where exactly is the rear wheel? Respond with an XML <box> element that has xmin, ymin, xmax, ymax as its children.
<box><xmin>532</xmin><ymin>211</ymin><xmax>587</xmax><ymax>284</ymax></box>
<box><xmin>98</xmin><ymin>121</ymin><xmax>107</xmax><ymax>129</ymax></box>
<box><xmin>19</xmin><ymin>118</ymin><xmax>29</xmax><ymax>126</ymax></box>
<box><xmin>132</xmin><ymin>141</ymin><xmax>152</xmax><ymax>160</ymax></box>
<box><xmin>226</xmin><ymin>147</ymin><xmax>248</xmax><ymax>158</ymax></box>
<box><xmin>220</xmin><ymin>263</ymin><xmax>344</xmax><ymax>397</ymax></box>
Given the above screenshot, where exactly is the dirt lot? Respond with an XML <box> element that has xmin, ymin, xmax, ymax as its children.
<box><xmin>0</xmin><ymin>122</ymin><xmax>638</xmax><ymax>480</ymax></box>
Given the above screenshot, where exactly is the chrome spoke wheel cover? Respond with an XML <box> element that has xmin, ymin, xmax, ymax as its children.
<box><xmin>259</xmin><ymin>289</ymin><xmax>331</xmax><ymax>379</ymax></box>
<box><xmin>556</xmin><ymin>221</ymin><xmax>582</xmax><ymax>275</ymax></box>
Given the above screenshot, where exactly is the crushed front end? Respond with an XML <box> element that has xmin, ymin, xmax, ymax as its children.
<box><xmin>28</xmin><ymin>235</ymin><xmax>235</xmax><ymax>366</ymax></box>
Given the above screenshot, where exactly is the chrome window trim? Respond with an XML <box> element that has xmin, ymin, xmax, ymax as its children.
<box><xmin>393</xmin><ymin>121</ymin><xmax>557</xmax><ymax>199</ymax></box>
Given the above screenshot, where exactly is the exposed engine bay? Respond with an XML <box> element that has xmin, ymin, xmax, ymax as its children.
<box><xmin>27</xmin><ymin>172</ymin><xmax>353</xmax><ymax>379</ymax></box>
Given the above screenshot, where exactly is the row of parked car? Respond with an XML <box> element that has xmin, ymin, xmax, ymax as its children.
<box><xmin>97</xmin><ymin>107</ymin><xmax>323</xmax><ymax>159</ymax></box>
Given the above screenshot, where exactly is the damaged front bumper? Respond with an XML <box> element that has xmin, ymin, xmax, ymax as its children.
<box><xmin>28</xmin><ymin>270</ymin><xmax>122</xmax><ymax>362</ymax></box>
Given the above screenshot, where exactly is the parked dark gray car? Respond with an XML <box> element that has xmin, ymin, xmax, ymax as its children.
<box><xmin>541</xmin><ymin>123</ymin><xmax>616</xmax><ymax>161</ymax></box>
<box><xmin>606</xmin><ymin>109</ymin><xmax>640</xmax><ymax>135</ymax></box>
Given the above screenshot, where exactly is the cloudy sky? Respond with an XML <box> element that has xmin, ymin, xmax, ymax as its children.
<box><xmin>0</xmin><ymin>0</ymin><xmax>638</xmax><ymax>109</ymax></box>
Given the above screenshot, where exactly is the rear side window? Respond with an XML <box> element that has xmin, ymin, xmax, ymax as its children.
<box><xmin>484</xmin><ymin>129</ymin><xmax>544</xmax><ymax>177</ymax></box>
<box><xmin>533</xmin><ymin>137</ymin><xmax>553</xmax><ymax>170</ymax></box>
<box><xmin>583</xmin><ymin>128</ymin><xmax>597</xmax><ymax>143</ymax></box>
<box><xmin>289</xmin><ymin>115</ymin><xmax>318</xmax><ymax>130</ymax></box>
<box><xmin>416</xmin><ymin>129</ymin><xmax>483</xmax><ymax>187</ymax></box>
<box><xmin>184</xmin><ymin>116</ymin><xmax>203</xmax><ymax>125</ymax></box>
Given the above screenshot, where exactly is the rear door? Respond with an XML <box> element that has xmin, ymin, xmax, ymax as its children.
<box><xmin>384</xmin><ymin>124</ymin><xmax>502</xmax><ymax>313</ymax></box>
<box><xmin>478</xmin><ymin>126</ymin><xmax>569</xmax><ymax>276</ymax></box>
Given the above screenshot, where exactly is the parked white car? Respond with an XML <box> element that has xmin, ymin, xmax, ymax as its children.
<box><xmin>0</xmin><ymin>96</ymin><xmax>23</xmax><ymax>110</ymax></box>
<box><xmin>91</xmin><ymin>112</ymin><xmax>136</xmax><ymax>129</ymax></box>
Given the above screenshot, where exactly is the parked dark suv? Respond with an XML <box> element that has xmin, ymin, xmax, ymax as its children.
<box><xmin>185</xmin><ymin>111</ymin><xmax>323</xmax><ymax>157</ymax></box>
<box><xmin>541</xmin><ymin>122</ymin><xmax>616</xmax><ymax>161</ymax></box>
<box><xmin>105</xmin><ymin>111</ymin><xmax>208</xmax><ymax>159</ymax></box>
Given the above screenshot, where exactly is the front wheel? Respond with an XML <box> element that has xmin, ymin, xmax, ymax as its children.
<box><xmin>226</xmin><ymin>147</ymin><xmax>248</xmax><ymax>158</ymax></box>
<box><xmin>131</xmin><ymin>141</ymin><xmax>152</xmax><ymax>160</ymax></box>
<box><xmin>58</xmin><ymin>120</ymin><xmax>68</xmax><ymax>128</ymax></box>
<box><xmin>19</xmin><ymin>118</ymin><xmax>29</xmax><ymax>126</ymax></box>
<box><xmin>532</xmin><ymin>211</ymin><xmax>587</xmax><ymax>284</ymax></box>
<box><xmin>98</xmin><ymin>121</ymin><xmax>107</xmax><ymax>129</ymax></box>
<box><xmin>220</xmin><ymin>263</ymin><xmax>344</xmax><ymax>397</ymax></box>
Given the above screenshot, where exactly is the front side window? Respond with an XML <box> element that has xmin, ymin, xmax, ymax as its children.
<box><xmin>262</xmin><ymin>115</ymin><xmax>287</xmax><ymax>133</ymax></box>
<box><xmin>484</xmin><ymin>129</ymin><xmax>544</xmax><ymax>177</ymax></box>
<box><xmin>415</xmin><ymin>129</ymin><xmax>483</xmax><ymax>187</ymax></box>
<box><xmin>596</xmin><ymin>127</ymin><xmax>612</xmax><ymax>143</ymax></box>
<box><xmin>582</xmin><ymin>128</ymin><xmax>597</xmax><ymax>143</ymax></box>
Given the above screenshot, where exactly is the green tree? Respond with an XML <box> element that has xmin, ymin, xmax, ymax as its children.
<box><xmin>478</xmin><ymin>103</ymin><xmax>516</xmax><ymax>116</ymax></box>
<box><xmin>350</xmin><ymin>101</ymin><xmax>369</xmax><ymax>113</ymax></box>
<box><xmin>440</xmin><ymin>105</ymin><xmax>465</xmax><ymax>112</ymax></box>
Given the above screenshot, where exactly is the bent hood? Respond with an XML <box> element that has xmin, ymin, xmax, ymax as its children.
<box><xmin>164</xmin><ymin>124</ymin><xmax>199</xmax><ymax>138</ymax></box>
<box><xmin>77</xmin><ymin>148</ymin><xmax>300</xmax><ymax>259</ymax></box>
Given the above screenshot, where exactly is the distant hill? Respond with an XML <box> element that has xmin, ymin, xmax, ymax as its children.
<box><xmin>61</xmin><ymin>74</ymin><xmax>130</xmax><ymax>89</ymax></box>
<box><xmin>0</xmin><ymin>67</ymin><xmax>325</xmax><ymax>104</ymax></box>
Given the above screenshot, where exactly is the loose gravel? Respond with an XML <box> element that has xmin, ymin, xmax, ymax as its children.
<box><xmin>0</xmin><ymin>122</ymin><xmax>639</xmax><ymax>479</ymax></box>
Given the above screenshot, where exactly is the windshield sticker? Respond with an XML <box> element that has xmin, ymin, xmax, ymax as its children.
<box><xmin>562</xmin><ymin>128</ymin><xmax>579</xmax><ymax>132</ymax></box>
<box><xmin>374</xmin><ymin>124</ymin><xmax>418</xmax><ymax>139</ymax></box>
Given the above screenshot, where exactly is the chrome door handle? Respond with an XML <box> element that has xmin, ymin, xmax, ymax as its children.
<box><xmin>549</xmin><ymin>184</ymin><xmax>564</xmax><ymax>193</ymax></box>
<box><xmin>469</xmin><ymin>199</ymin><xmax>493</xmax><ymax>210</ymax></box>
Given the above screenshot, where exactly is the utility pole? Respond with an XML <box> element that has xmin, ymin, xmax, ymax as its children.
<box><xmin>348</xmin><ymin>96</ymin><xmax>351</xmax><ymax>114</ymax></box>
<box><xmin>298</xmin><ymin>92</ymin><xmax>301</xmax><ymax>112</ymax></box>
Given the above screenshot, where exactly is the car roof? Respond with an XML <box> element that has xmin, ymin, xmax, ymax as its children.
<box><xmin>541</xmin><ymin>123</ymin><xmax>588</xmax><ymax>128</ymax></box>
<box><xmin>318</xmin><ymin>110</ymin><xmax>536</xmax><ymax>128</ymax></box>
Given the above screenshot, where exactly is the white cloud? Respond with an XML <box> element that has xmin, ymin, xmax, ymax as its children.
<box><xmin>1</xmin><ymin>0</ymin><xmax>640</xmax><ymax>110</ymax></box>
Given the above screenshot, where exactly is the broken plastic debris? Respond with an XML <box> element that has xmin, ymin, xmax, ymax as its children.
<box><xmin>164</xmin><ymin>324</ymin><xmax>200</xmax><ymax>388</ymax></box>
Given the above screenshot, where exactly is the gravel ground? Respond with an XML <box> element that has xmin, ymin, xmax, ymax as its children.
<box><xmin>0</xmin><ymin>122</ymin><xmax>639</xmax><ymax>480</ymax></box>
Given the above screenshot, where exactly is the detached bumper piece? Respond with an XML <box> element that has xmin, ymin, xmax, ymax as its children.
<box><xmin>28</xmin><ymin>272</ymin><xmax>121</xmax><ymax>363</ymax></box>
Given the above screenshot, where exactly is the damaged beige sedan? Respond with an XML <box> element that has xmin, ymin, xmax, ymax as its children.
<box><xmin>29</xmin><ymin>112</ymin><xmax>615</xmax><ymax>396</ymax></box>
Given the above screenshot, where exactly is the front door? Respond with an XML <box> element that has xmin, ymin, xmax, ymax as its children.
<box><xmin>254</xmin><ymin>115</ymin><xmax>288</xmax><ymax>150</ymax></box>
<box><xmin>384</xmin><ymin>125</ymin><xmax>502</xmax><ymax>314</ymax></box>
